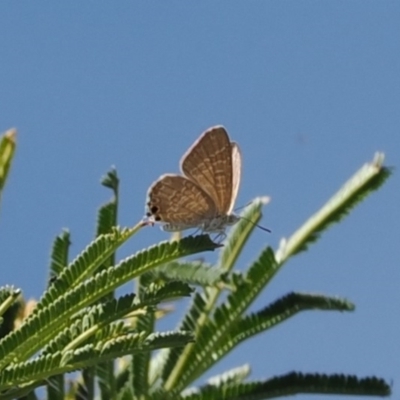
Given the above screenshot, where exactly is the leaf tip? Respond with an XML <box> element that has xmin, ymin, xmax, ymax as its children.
<box><xmin>4</xmin><ymin>128</ymin><xmax>17</xmax><ymax>143</ymax></box>
<box><xmin>371</xmin><ymin>152</ymin><xmax>385</xmax><ymax>168</ymax></box>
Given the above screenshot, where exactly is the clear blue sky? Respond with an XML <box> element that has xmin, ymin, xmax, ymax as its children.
<box><xmin>1</xmin><ymin>3</ymin><xmax>399</xmax><ymax>398</ymax></box>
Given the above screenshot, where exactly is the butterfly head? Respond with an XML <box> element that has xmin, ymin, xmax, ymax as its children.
<box><xmin>145</xmin><ymin>202</ymin><xmax>161</xmax><ymax>223</ymax></box>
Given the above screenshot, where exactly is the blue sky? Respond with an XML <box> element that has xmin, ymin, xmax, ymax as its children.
<box><xmin>1</xmin><ymin>2</ymin><xmax>399</xmax><ymax>398</ymax></box>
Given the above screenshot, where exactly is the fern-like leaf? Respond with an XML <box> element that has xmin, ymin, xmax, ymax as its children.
<box><xmin>206</xmin><ymin>364</ymin><xmax>251</xmax><ymax>386</ymax></box>
<box><xmin>48</xmin><ymin>230</ymin><xmax>71</xmax><ymax>281</ymax></box>
<box><xmin>143</xmin><ymin>261</ymin><xmax>225</xmax><ymax>287</ymax></box>
<box><xmin>179</xmin><ymin>372</ymin><xmax>390</xmax><ymax>399</ymax></box>
<box><xmin>46</xmin><ymin>374</ymin><xmax>64</xmax><ymax>400</ymax></box>
<box><xmin>218</xmin><ymin>197</ymin><xmax>270</xmax><ymax>273</ymax></box>
<box><xmin>0</xmin><ymin>287</ymin><xmax>22</xmax><ymax>339</ymax></box>
<box><xmin>0</xmin><ymin>128</ymin><xmax>16</xmax><ymax>199</ymax></box>
<box><xmin>64</xmin><ymin>331</ymin><xmax>194</xmax><ymax>368</ymax></box>
<box><xmin>97</xmin><ymin>202</ymin><xmax>118</xmax><ymax>237</ymax></box>
<box><xmin>42</xmin><ymin>282</ymin><xmax>192</xmax><ymax>357</ymax></box>
<box><xmin>0</xmin><ymin>331</ymin><xmax>193</xmax><ymax>394</ymax></box>
<box><xmin>38</xmin><ymin>226</ymin><xmax>140</xmax><ymax>311</ymax></box>
<box><xmin>276</xmin><ymin>153</ymin><xmax>391</xmax><ymax>262</ymax></box>
<box><xmin>95</xmin><ymin>167</ymin><xmax>120</xmax><ymax>400</ymax></box>
<box><xmin>155</xmin><ymin>291</ymin><xmax>208</xmax><ymax>386</ymax></box>
<box><xmin>0</xmin><ymin>236</ymin><xmax>214</xmax><ymax>370</ymax></box>
<box><xmin>164</xmin><ymin>248</ymin><xmax>277</xmax><ymax>391</ymax></box>
<box><xmin>219</xmin><ymin>292</ymin><xmax>354</xmax><ymax>357</ymax></box>
<box><xmin>101</xmin><ymin>167</ymin><xmax>119</xmax><ymax>194</ymax></box>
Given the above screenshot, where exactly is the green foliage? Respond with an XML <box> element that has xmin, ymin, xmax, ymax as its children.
<box><xmin>178</xmin><ymin>373</ymin><xmax>390</xmax><ymax>400</ymax></box>
<box><xmin>0</xmin><ymin>128</ymin><xmax>16</xmax><ymax>201</ymax></box>
<box><xmin>0</xmin><ymin>139</ymin><xmax>392</xmax><ymax>400</ymax></box>
<box><xmin>275</xmin><ymin>153</ymin><xmax>391</xmax><ymax>262</ymax></box>
<box><xmin>48</xmin><ymin>230</ymin><xmax>71</xmax><ymax>281</ymax></box>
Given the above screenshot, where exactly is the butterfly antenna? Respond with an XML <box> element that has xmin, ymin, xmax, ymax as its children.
<box><xmin>234</xmin><ymin>201</ymin><xmax>271</xmax><ymax>232</ymax></box>
<box><xmin>234</xmin><ymin>200</ymin><xmax>253</xmax><ymax>212</ymax></box>
<box><xmin>239</xmin><ymin>216</ymin><xmax>271</xmax><ymax>233</ymax></box>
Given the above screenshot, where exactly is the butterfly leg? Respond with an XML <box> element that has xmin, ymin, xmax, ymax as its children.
<box><xmin>213</xmin><ymin>231</ymin><xmax>227</xmax><ymax>244</ymax></box>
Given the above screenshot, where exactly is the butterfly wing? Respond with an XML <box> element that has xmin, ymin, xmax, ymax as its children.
<box><xmin>180</xmin><ymin>126</ymin><xmax>237</xmax><ymax>215</ymax></box>
<box><xmin>146</xmin><ymin>174</ymin><xmax>217</xmax><ymax>229</ymax></box>
<box><xmin>228</xmin><ymin>142</ymin><xmax>242</xmax><ymax>214</ymax></box>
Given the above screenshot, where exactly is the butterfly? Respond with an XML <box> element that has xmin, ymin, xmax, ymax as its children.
<box><xmin>145</xmin><ymin>126</ymin><xmax>241</xmax><ymax>237</ymax></box>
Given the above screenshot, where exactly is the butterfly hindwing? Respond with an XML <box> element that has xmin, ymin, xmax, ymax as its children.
<box><xmin>146</xmin><ymin>174</ymin><xmax>217</xmax><ymax>227</ymax></box>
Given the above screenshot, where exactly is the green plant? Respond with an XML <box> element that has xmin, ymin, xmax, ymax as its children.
<box><xmin>0</xmin><ymin>128</ymin><xmax>391</xmax><ymax>399</ymax></box>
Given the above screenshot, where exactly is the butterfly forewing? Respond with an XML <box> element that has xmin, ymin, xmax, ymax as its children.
<box><xmin>228</xmin><ymin>142</ymin><xmax>242</xmax><ymax>214</ymax></box>
<box><xmin>180</xmin><ymin>126</ymin><xmax>234</xmax><ymax>214</ymax></box>
<box><xmin>146</xmin><ymin>174</ymin><xmax>217</xmax><ymax>227</ymax></box>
